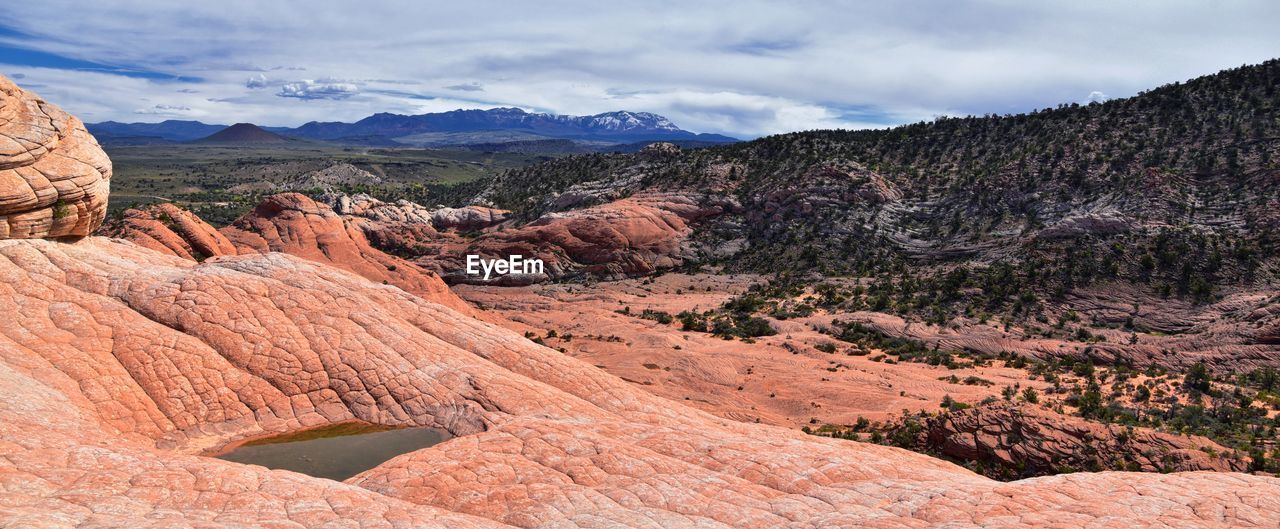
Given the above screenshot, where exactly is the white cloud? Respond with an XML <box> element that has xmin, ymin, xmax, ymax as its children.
<box><xmin>1087</xmin><ymin>90</ymin><xmax>1110</xmax><ymax>104</ymax></box>
<box><xmin>445</xmin><ymin>82</ymin><xmax>485</xmax><ymax>92</ymax></box>
<box><xmin>245</xmin><ymin>73</ymin><xmax>268</xmax><ymax>89</ymax></box>
<box><xmin>277</xmin><ymin>80</ymin><xmax>359</xmax><ymax>100</ymax></box>
<box><xmin>134</xmin><ymin>104</ymin><xmax>192</xmax><ymax>115</ymax></box>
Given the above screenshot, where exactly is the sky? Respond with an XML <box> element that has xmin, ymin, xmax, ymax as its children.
<box><xmin>1</xmin><ymin>1</ymin><xmax>1277</xmax><ymax>138</ymax></box>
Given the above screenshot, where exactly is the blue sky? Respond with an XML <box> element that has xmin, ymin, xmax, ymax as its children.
<box><xmin>1</xmin><ymin>1</ymin><xmax>1278</xmax><ymax>137</ymax></box>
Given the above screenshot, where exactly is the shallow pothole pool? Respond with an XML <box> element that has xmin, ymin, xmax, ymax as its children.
<box><xmin>214</xmin><ymin>422</ymin><xmax>450</xmax><ymax>481</ymax></box>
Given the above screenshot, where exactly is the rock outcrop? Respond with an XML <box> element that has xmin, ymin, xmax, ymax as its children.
<box><xmin>104</xmin><ymin>202</ymin><xmax>239</xmax><ymax>260</ymax></box>
<box><xmin>325</xmin><ymin>192</ymin><xmax>509</xmax><ymax>231</ymax></box>
<box><xmin>437</xmin><ymin>191</ymin><xmax>733</xmax><ymax>283</ymax></box>
<box><xmin>5</xmin><ymin>73</ymin><xmax>1280</xmax><ymax>529</ymax></box>
<box><xmin>439</xmin><ymin>192</ymin><xmax>709</xmax><ymax>283</ymax></box>
<box><xmin>429</xmin><ymin>205</ymin><xmax>510</xmax><ymax>231</ymax></box>
<box><xmin>104</xmin><ymin>194</ymin><xmax>473</xmax><ymax>314</ymax></box>
<box><xmin>0</xmin><ymin>75</ymin><xmax>110</xmax><ymax>239</ymax></box>
<box><xmin>898</xmin><ymin>402</ymin><xmax>1248</xmax><ymax>479</ymax></box>
<box><xmin>5</xmin><ymin>237</ymin><xmax>1280</xmax><ymax>528</ymax></box>
<box><xmin>320</xmin><ymin>190</ymin><xmax>730</xmax><ymax>283</ymax></box>
<box><xmin>221</xmin><ymin>193</ymin><xmax>474</xmax><ymax>314</ymax></box>
<box><xmin>228</xmin><ymin>162</ymin><xmax>384</xmax><ymax>193</ymax></box>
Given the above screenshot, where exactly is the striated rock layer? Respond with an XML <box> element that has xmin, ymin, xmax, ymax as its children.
<box><xmin>104</xmin><ymin>194</ymin><xmax>474</xmax><ymax>315</ymax></box>
<box><xmin>4</xmin><ymin>77</ymin><xmax>1280</xmax><ymax>528</ymax></box>
<box><xmin>2</xmin><ymin>237</ymin><xmax>1279</xmax><ymax>528</ymax></box>
<box><xmin>899</xmin><ymin>402</ymin><xmax>1247</xmax><ymax>479</ymax></box>
<box><xmin>0</xmin><ymin>75</ymin><xmax>110</xmax><ymax>239</ymax></box>
<box><xmin>329</xmin><ymin>190</ymin><xmax>734</xmax><ymax>284</ymax></box>
<box><xmin>105</xmin><ymin>202</ymin><xmax>239</xmax><ymax>260</ymax></box>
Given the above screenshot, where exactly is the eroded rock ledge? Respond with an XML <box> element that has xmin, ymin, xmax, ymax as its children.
<box><xmin>895</xmin><ymin>402</ymin><xmax>1247</xmax><ymax>479</ymax></box>
<box><xmin>0</xmin><ymin>75</ymin><xmax>110</xmax><ymax>239</ymax></box>
<box><xmin>3</xmin><ymin>74</ymin><xmax>1280</xmax><ymax>528</ymax></box>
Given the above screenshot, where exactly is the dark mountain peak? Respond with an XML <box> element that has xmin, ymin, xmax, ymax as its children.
<box><xmin>86</xmin><ymin>119</ymin><xmax>229</xmax><ymax>143</ymax></box>
<box><xmin>89</xmin><ymin>107</ymin><xmax>738</xmax><ymax>147</ymax></box>
<box><xmin>483</xmin><ymin>107</ymin><xmax>528</xmax><ymax>115</ymax></box>
<box><xmin>194</xmin><ymin>123</ymin><xmax>290</xmax><ymax>144</ymax></box>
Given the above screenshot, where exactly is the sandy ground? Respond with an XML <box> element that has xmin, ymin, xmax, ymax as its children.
<box><xmin>456</xmin><ymin>273</ymin><xmax>1050</xmax><ymax>427</ymax></box>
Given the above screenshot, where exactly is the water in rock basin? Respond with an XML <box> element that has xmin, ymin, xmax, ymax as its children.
<box><xmin>215</xmin><ymin>422</ymin><xmax>450</xmax><ymax>481</ymax></box>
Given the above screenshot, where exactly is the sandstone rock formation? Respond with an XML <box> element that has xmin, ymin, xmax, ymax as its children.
<box><xmin>429</xmin><ymin>205</ymin><xmax>510</xmax><ymax>231</ymax></box>
<box><xmin>223</xmin><ymin>193</ymin><xmax>473</xmax><ymax>314</ymax></box>
<box><xmin>5</xmin><ymin>75</ymin><xmax>1280</xmax><ymax>528</ymax></box>
<box><xmin>899</xmin><ymin>402</ymin><xmax>1248</xmax><ymax>478</ymax></box>
<box><xmin>5</xmin><ymin>237</ymin><xmax>1280</xmax><ymax>528</ymax></box>
<box><xmin>105</xmin><ymin>202</ymin><xmax>239</xmax><ymax>260</ymax></box>
<box><xmin>0</xmin><ymin>75</ymin><xmax>110</xmax><ymax>239</ymax></box>
<box><xmin>103</xmin><ymin>194</ymin><xmax>473</xmax><ymax>314</ymax></box>
<box><xmin>319</xmin><ymin>189</ymin><xmax>732</xmax><ymax>284</ymax></box>
<box><xmin>325</xmin><ymin>192</ymin><xmax>509</xmax><ymax>232</ymax></box>
<box><xmin>439</xmin><ymin>191</ymin><xmax>713</xmax><ymax>283</ymax></box>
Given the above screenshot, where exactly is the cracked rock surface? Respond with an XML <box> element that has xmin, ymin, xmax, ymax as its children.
<box><xmin>2</xmin><ymin>237</ymin><xmax>1279</xmax><ymax>528</ymax></box>
<box><xmin>3</xmin><ymin>74</ymin><xmax>1280</xmax><ymax>528</ymax></box>
<box><xmin>104</xmin><ymin>193</ymin><xmax>474</xmax><ymax>315</ymax></box>
<box><xmin>0</xmin><ymin>76</ymin><xmax>110</xmax><ymax>239</ymax></box>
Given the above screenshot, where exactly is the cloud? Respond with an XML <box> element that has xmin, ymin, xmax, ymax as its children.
<box><xmin>724</xmin><ymin>38</ymin><xmax>807</xmax><ymax>57</ymax></box>
<box><xmin>1087</xmin><ymin>90</ymin><xmax>1110</xmax><ymax>104</ymax></box>
<box><xmin>445</xmin><ymin>82</ymin><xmax>485</xmax><ymax>92</ymax></box>
<box><xmin>245</xmin><ymin>73</ymin><xmax>268</xmax><ymax>88</ymax></box>
<box><xmin>10</xmin><ymin>73</ymin><xmax>25</xmax><ymax>79</ymax></box>
<box><xmin>134</xmin><ymin>104</ymin><xmax>192</xmax><ymax>115</ymax></box>
<box><xmin>1</xmin><ymin>1</ymin><xmax>1277</xmax><ymax>137</ymax></box>
<box><xmin>277</xmin><ymin>79</ymin><xmax>359</xmax><ymax>100</ymax></box>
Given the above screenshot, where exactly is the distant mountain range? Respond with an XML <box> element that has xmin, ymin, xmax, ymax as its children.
<box><xmin>87</xmin><ymin>120</ymin><xmax>229</xmax><ymax>143</ymax></box>
<box><xmin>193</xmin><ymin>123</ymin><xmax>292</xmax><ymax>144</ymax></box>
<box><xmin>87</xmin><ymin>108</ymin><xmax>738</xmax><ymax>147</ymax></box>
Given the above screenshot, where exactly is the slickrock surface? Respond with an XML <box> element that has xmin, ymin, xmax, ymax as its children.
<box><xmin>0</xmin><ymin>76</ymin><xmax>110</xmax><ymax>239</ymax></box>
<box><xmin>4</xmin><ymin>237</ymin><xmax>1280</xmax><ymax>528</ymax></box>
<box><xmin>104</xmin><ymin>202</ymin><xmax>239</xmax><ymax>260</ymax></box>
<box><xmin>220</xmin><ymin>192</ymin><xmax>473</xmax><ymax>314</ymax></box>
<box><xmin>321</xmin><ymin>189</ymin><xmax>732</xmax><ymax>283</ymax></box>
<box><xmin>4</xmin><ymin>78</ymin><xmax>1280</xmax><ymax>528</ymax></box>
<box><xmin>451</xmin><ymin>192</ymin><xmax>729</xmax><ymax>283</ymax></box>
<box><xmin>901</xmin><ymin>402</ymin><xmax>1247</xmax><ymax>478</ymax></box>
<box><xmin>104</xmin><ymin>195</ymin><xmax>474</xmax><ymax>315</ymax></box>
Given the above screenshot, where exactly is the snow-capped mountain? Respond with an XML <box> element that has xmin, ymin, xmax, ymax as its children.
<box><xmin>564</xmin><ymin>111</ymin><xmax>682</xmax><ymax>133</ymax></box>
<box><xmin>285</xmin><ymin>107</ymin><xmax>718</xmax><ymax>142</ymax></box>
<box><xmin>89</xmin><ymin>108</ymin><xmax>737</xmax><ymax>147</ymax></box>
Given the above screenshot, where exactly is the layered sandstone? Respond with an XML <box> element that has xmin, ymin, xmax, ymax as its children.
<box><xmin>0</xmin><ymin>75</ymin><xmax>110</xmax><ymax>239</ymax></box>
<box><xmin>4</xmin><ymin>75</ymin><xmax>1280</xmax><ymax>528</ymax></box>
<box><xmin>900</xmin><ymin>402</ymin><xmax>1247</xmax><ymax>478</ymax></box>
<box><xmin>321</xmin><ymin>183</ymin><xmax>734</xmax><ymax>283</ymax></box>
<box><xmin>105</xmin><ymin>202</ymin><xmax>239</xmax><ymax>260</ymax></box>
<box><xmin>428</xmin><ymin>192</ymin><xmax>729</xmax><ymax>283</ymax></box>
<box><xmin>4</xmin><ymin>237</ymin><xmax>1280</xmax><ymax>528</ymax></box>
<box><xmin>222</xmin><ymin>193</ymin><xmax>473</xmax><ymax>314</ymax></box>
<box><xmin>104</xmin><ymin>195</ymin><xmax>474</xmax><ymax>314</ymax></box>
